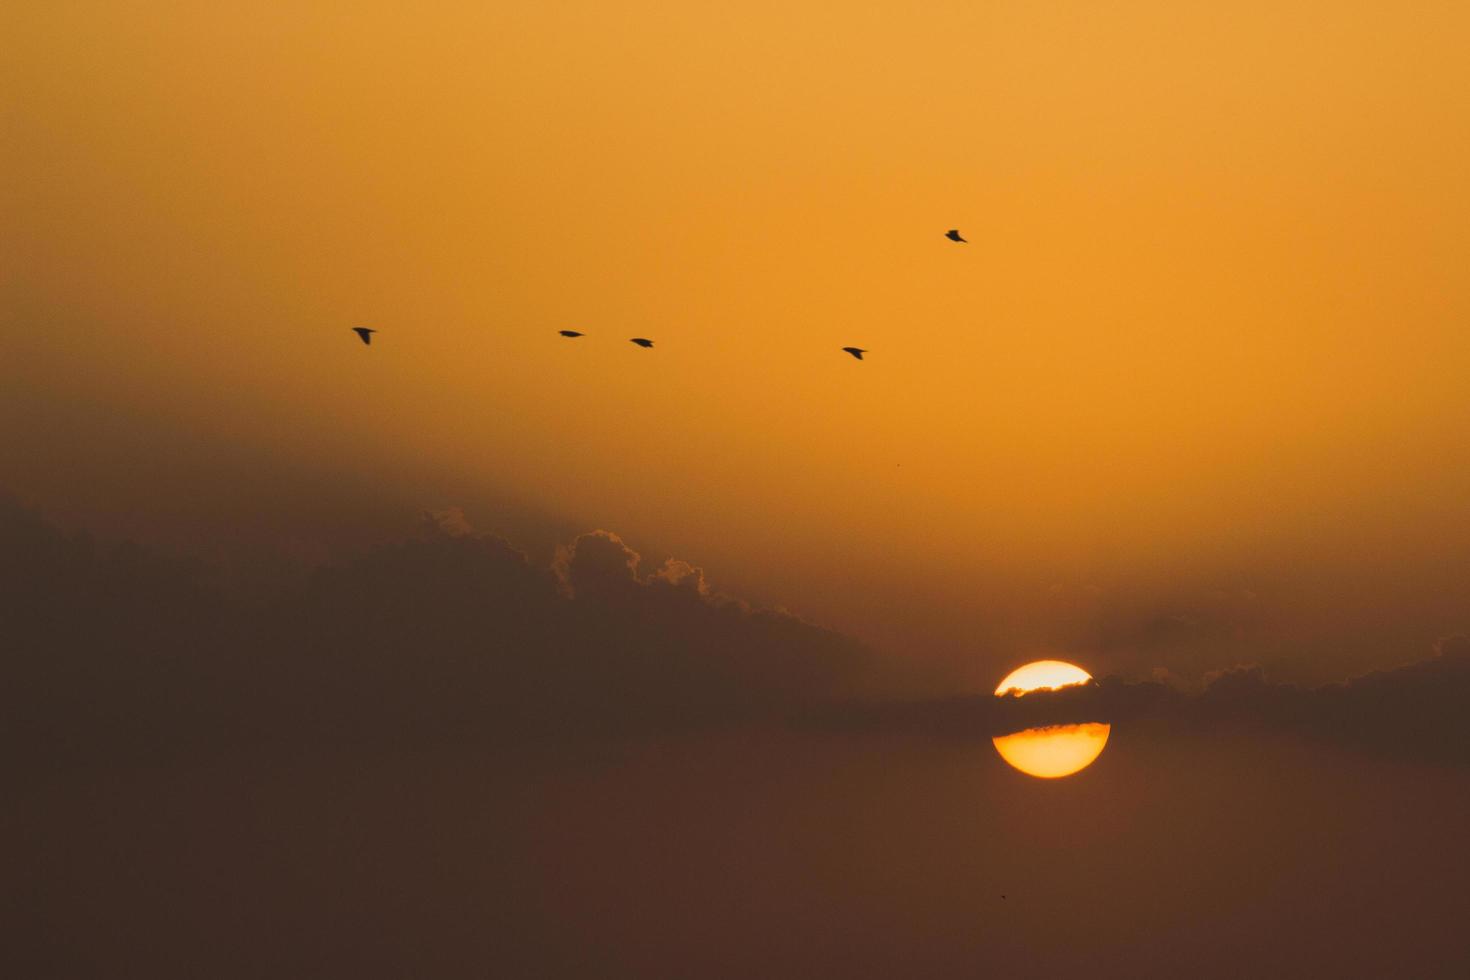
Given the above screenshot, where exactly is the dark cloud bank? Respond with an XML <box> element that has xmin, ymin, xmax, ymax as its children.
<box><xmin>3</xmin><ymin>495</ymin><xmax>867</xmax><ymax>772</ymax></box>
<box><xmin>826</xmin><ymin>648</ymin><xmax>1470</xmax><ymax>767</ymax></box>
<box><xmin>5</xmin><ymin>492</ymin><xmax>1469</xmax><ymax>776</ymax></box>
<box><xmin>10</xmin><ymin>494</ymin><xmax>1470</xmax><ymax>980</ymax></box>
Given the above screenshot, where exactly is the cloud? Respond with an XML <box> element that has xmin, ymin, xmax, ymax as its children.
<box><xmin>1150</xmin><ymin>665</ymin><xmax>1181</xmax><ymax>686</ymax></box>
<box><xmin>553</xmin><ymin>529</ymin><xmax>642</xmax><ymax>598</ymax></box>
<box><xmin>825</xmin><ymin>639</ymin><xmax>1470</xmax><ymax>766</ymax></box>
<box><xmin>419</xmin><ymin>506</ymin><xmax>476</xmax><ymax>538</ymax></box>
<box><xmin>1200</xmin><ymin>663</ymin><xmax>1269</xmax><ymax>695</ymax></box>
<box><xmin>0</xmin><ymin>497</ymin><xmax>870</xmax><ymax>779</ymax></box>
<box><xmin>555</xmin><ymin>530</ymin><xmax>725</xmax><ymax>604</ymax></box>
<box><xmin>649</xmin><ymin>558</ymin><xmax>711</xmax><ymax>597</ymax></box>
<box><xmin>8</xmin><ymin>492</ymin><xmax>1470</xmax><ymax>775</ymax></box>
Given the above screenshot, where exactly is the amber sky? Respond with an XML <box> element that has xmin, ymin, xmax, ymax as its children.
<box><xmin>6</xmin><ymin>1</ymin><xmax>1470</xmax><ymax>687</ymax></box>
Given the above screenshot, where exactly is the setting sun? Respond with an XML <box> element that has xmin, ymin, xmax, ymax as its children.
<box><xmin>994</xmin><ymin>660</ymin><xmax>1093</xmax><ymax>696</ymax></box>
<box><xmin>11</xmin><ymin>1</ymin><xmax>1470</xmax><ymax>973</ymax></box>
<box><xmin>993</xmin><ymin>659</ymin><xmax>1109</xmax><ymax>777</ymax></box>
<box><xmin>992</xmin><ymin>723</ymin><xmax>1111</xmax><ymax>779</ymax></box>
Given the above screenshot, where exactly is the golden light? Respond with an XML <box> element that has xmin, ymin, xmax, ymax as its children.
<box><xmin>994</xmin><ymin>659</ymin><xmax>1094</xmax><ymax>696</ymax></box>
<box><xmin>992</xmin><ymin>723</ymin><xmax>1111</xmax><ymax>779</ymax></box>
<box><xmin>992</xmin><ymin>659</ymin><xmax>1110</xmax><ymax>778</ymax></box>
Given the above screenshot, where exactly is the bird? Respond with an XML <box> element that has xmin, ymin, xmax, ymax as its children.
<box><xmin>351</xmin><ymin>327</ymin><xmax>376</xmax><ymax>345</ymax></box>
<box><xmin>630</xmin><ymin>338</ymin><xmax>654</xmax><ymax>348</ymax></box>
<box><xmin>558</xmin><ymin>330</ymin><xmax>585</xmax><ymax>338</ymax></box>
<box><xmin>945</xmin><ymin>229</ymin><xmax>967</xmax><ymax>243</ymax></box>
<box><xmin>841</xmin><ymin>347</ymin><xmax>867</xmax><ymax>360</ymax></box>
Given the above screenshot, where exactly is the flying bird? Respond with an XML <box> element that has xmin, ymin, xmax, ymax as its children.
<box><xmin>351</xmin><ymin>327</ymin><xmax>376</xmax><ymax>345</ymax></box>
<box><xmin>945</xmin><ymin>229</ymin><xmax>967</xmax><ymax>243</ymax></box>
<box><xmin>558</xmin><ymin>330</ymin><xmax>585</xmax><ymax>338</ymax></box>
<box><xmin>841</xmin><ymin>347</ymin><xmax>867</xmax><ymax>360</ymax></box>
<box><xmin>630</xmin><ymin>338</ymin><xmax>654</xmax><ymax>348</ymax></box>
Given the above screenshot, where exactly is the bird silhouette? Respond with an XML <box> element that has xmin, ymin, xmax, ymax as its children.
<box><xmin>351</xmin><ymin>327</ymin><xmax>376</xmax><ymax>345</ymax></box>
<box><xmin>558</xmin><ymin>330</ymin><xmax>584</xmax><ymax>338</ymax></box>
<box><xmin>841</xmin><ymin>347</ymin><xmax>867</xmax><ymax>360</ymax></box>
<box><xmin>630</xmin><ymin>338</ymin><xmax>654</xmax><ymax>348</ymax></box>
<box><xmin>945</xmin><ymin>229</ymin><xmax>967</xmax><ymax>243</ymax></box>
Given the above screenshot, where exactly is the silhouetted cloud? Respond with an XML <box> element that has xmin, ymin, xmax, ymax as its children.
<box><xmin>6</xmin><ymin>492</ymin><xmax>1470</xmax><ymax>777</ymax></box>
<box><xmin>821</xmin><ymin>641</ymin><xmax>1470</xmax><ymax>766</ymax></box>
<box><xmin>553</xmin><ymin>529</ymin><xmax>643</xmax><ymax>598</ymax></box>
<box><xmin>0</xmin><ymin>495</ymin><xmax>869</xmax><ymax>778</ymax></box>
<box><xmin>419</xmin><ymin>506</ymin><xmax>477</xmax><ymax>538</ymax></box>
<box><xmin>649</xmin><ymin>558</ymin><xmax>711</xmax><ymax>596</ymax></box>
<box><xmin>1200</xmin><ymin>662</ymin><xmax>1269</xmax><ymax>695</ymax></box>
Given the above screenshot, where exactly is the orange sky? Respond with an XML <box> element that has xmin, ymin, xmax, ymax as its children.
<box><xmin>7</xmin><ymin>1</ymin><xmax>1470</xmax><ymax>687</ymax></box>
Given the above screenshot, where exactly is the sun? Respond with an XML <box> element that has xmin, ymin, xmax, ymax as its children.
<box><xmin>994</xmin><ymin>659</ymin><xmax>1093</xmax><ymax>696</ymax></box>
<box><xmin>992</xmin><ymin>659</ymin><xmax>1110</xmax><ymax>778</ymax></box>
<box><xmin>992</xmin><ymin>723</ymin><xmax>1110</xmax><ymax>779</ymax></box>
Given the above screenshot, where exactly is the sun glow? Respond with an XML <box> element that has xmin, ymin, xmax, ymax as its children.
<box><xmin>992</xmin><ymin>659</ymin><xmax>1109</xmax><ymax>778</ymax></box>
<box><xmin>994</xmin><ymin>660</ymin><xmax>1093</xmax><ymax>696</ymax></box>
<box><xmin>992</xmin><ymin>723</ymin><xmax>1111</xmax><ymax>779</ymax></box>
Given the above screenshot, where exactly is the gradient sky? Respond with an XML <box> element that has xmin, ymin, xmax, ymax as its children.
<box><xmin>8</xmin><ymin>1</ymin><xmax>1470</xmax><ymax>688</ymax></box>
